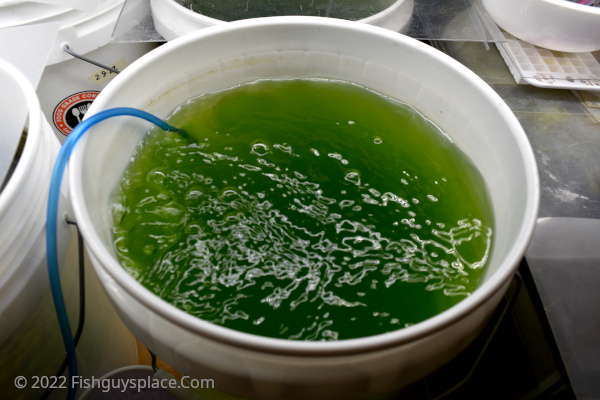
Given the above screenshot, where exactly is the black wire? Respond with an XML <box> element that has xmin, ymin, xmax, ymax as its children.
<box><xmin>68</xmin><ymin>219</ymin><xmax>86</xmax><ymax>348</ymax></box>
<box><xmin>62</xmin><ymin>45</ymin><xmax>120</xmax><ymax>74</ymax></box>
<box><xmin>40</xmin><ymin>219</ymin><xmax>86</xmax><ymax>400</ymax></box>
<box><xmin>149</xmin><ymin>349</ymin><xmax>158</xmax><ymax>372</ymax></box>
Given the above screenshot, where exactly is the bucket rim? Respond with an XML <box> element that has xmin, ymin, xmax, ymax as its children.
<box><xmin>152</xmin><ymin>0</ymin><xmax>413</xmax><ymax>26</ymax></box>
<box><xmin>0</xmin><ymin>59</ymin><xmax>44</xmax><ymax>217</ymax></box>
<box><xmin>70</xmin><ymin>16</ymin><xmax>540</xmax><ymax>357</ymax></box>
<box><xmin>541</xmin><ymin>0</ymin><xmax>600</xmax><ymax>14</ymax></box>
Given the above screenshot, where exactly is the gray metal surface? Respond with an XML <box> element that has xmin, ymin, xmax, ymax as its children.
<box><xmin>526</xmin><ymin>218</ymin><xmax>600</xmax><ymax>400</ymax></box>
<box><xmin>441</xmin><ymin>40</ymin><xmax>600</xmax><ymax>399</ymax></box>
<box><xmin>441</xmin><ymin>41</ymin><xmax>600</xmax><ymax>219</ymax></box>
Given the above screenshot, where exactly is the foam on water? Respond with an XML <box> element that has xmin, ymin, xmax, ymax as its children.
<box><xmin>110</xmin><ymin>79</ymin><xmax>493</xmax><ymax>341</ymax></box>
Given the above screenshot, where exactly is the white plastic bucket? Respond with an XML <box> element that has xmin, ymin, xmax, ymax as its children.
<box><xmin>0</xmin><ymin>59</ymin><xmax>137</xmax><ymax>399</ymax></box>
<box><xmin>70</xmin><ymin>17</ymin><xmax>540</xmax><ymax>400</ymax></box>
<box><xmin>150</xmin><ymin>0</ymin><xmax>414</xmax><ymax>40</ymax></box>
<box><xmin>0</xmin><ymin>0</ymin><xmax>159</xmax><ymax>144</ymax></box>
<box><xmin>78</xmin><ymin>366</ymin><xmax>177</xmax><ymax>400</ymax></box>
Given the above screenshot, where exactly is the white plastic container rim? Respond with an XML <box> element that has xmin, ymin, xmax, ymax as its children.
<box><xmin>150</xmin><ymin>0</ymin><xmax>414</xmax><ymax>40</ymax></box>
<box><xmin>482</xmin><ymin>0</ymin><xmax>600</xmax><ymax>53</ymax></box>
<box><xmin>0</xmin><ymin>60</ymin><xmax>36</xmax><ymax>208</ymax></box>
<box><xmin>153</xmin><ymin>0</ymin><xmax>412</xmax><ymax>27</ymax></box>
<box><xmin>0</xmin><ymin>58</ymin><xmax>52</xmax><ymax>274</ymax></box>
<box><xmin>0</xmin><ymin>57</ymin><xmax>65</xmax><ymax>342</ymax></box>
<box><xmin>70</xmin><ymin>16</ymin><xmax>540</xmax><ymax>357</ymax></box>
<box><xmin>531</xmin><ymin>0</ymin><xmax>600</xmax><ymax>15</ymax></box>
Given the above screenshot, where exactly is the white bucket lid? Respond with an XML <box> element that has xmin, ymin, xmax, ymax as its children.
<box><xmin>0</xmin><ymin>0</ymin><xmax>126</xmax><ymax>65</ymax></box>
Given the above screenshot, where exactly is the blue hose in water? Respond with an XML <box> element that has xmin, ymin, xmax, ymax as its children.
<box><xmin>46</xmin><ymin>107</ymin><xmax>183</xmax><ymax>400</ymax></box>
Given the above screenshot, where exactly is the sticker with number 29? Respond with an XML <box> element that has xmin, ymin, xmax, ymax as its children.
<box><xmin>88</xmin><ymin>58</ymin><xmax>128</xmax><ymax>85</ymax></box>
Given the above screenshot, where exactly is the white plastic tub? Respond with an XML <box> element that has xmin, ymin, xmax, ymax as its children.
<box><xmin>482</xmin><ymin>0</ymin><xmax>600</xmax><ymax>53</ymax></box>
<box><xmin>151</xmin><ymin>0</ymin><xmax>414</xmax><ymax>40</ymax></box>
<box><xmin>0</xmin><ymin>0</ymin><xmax>158</xmax><ymax>143</ymax></box>
<box><xmin>70</xmin><ymin>17</ymin><xmax>540</xmax><ymax>400</ymax></box>
<box><xmin>0</xmin><ymin>59</ymin><xmax>137</xmax><ymax>399</ymax></box>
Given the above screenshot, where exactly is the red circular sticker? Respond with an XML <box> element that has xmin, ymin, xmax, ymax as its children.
<box><xmin>52</xmin><ymin>91</ymin><xmax>99</xmax><ymax>136</ymax></box>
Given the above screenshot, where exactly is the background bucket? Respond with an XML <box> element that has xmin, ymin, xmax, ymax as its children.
<box><xmin>150</xmin><ymin>0</ymin><xmax>414</xmax><ymax>40</ymax></box>
<box><xmin>0</xmin><ymin>59</ymin><xmax>137</xmax><ymax>399</ymax></box>
<box><xmin>78</xmin><ymin>366</ymin><xmax>176</xmax><ymax>400</ymax></box>
<box><xmin>70</xmin><ymin>17</ymin><xmax>539</xmax><ymax>400</ymax></box>
<box><xmin>0</xmin><ymin>0</ymin><xmax>160</xmax><ymax>144</ymax></box>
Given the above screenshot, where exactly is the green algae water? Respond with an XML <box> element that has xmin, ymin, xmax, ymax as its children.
<box><xmin>110</xmin><ymin>79</ymin><xmax>494</xmax><ymax>341</ymax></box>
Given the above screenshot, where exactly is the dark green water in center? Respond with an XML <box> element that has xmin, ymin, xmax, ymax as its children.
<box><xmin>110</xmin><ymin>78</ymin><xmax>493</xmax><ymax>341</ymax></box>
<box><xmin>174</xmin><ymin>0</ymin><xmax>397</xmax><ymax>21</ymax></box>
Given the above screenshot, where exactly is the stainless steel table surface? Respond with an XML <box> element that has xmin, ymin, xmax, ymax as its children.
<box><xmin>439</xmin><ymin>40</ymin><xmax>600</xmax><ymax>400</ymax></box>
